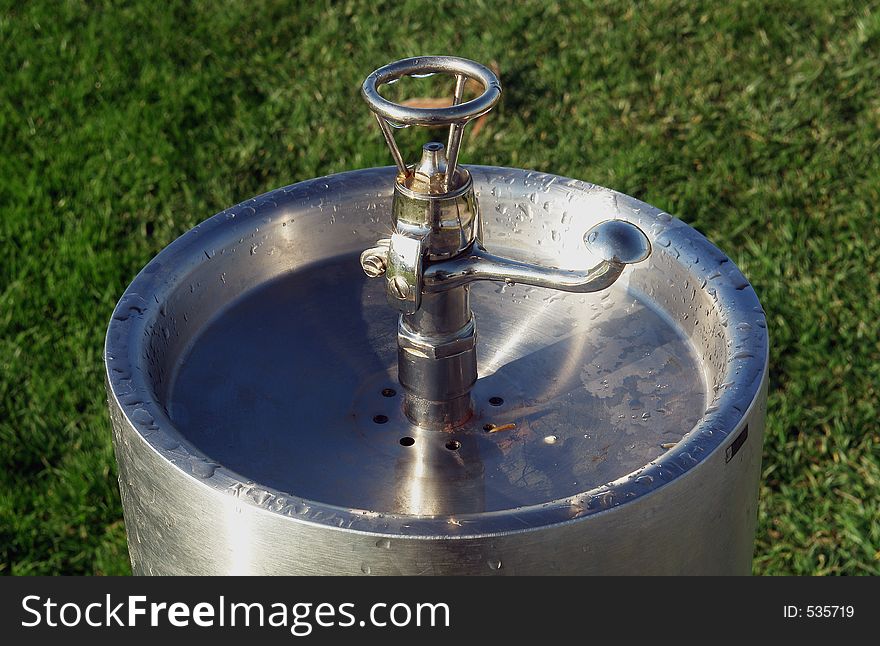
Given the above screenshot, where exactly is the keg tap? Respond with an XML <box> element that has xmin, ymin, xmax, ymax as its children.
<box><xmin>360</xmin><ymin>56</ymin><xmax>651</xmax><ymax>430</ymax></box>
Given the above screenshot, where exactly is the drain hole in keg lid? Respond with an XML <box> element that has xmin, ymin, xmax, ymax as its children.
<box><xmin>399</xmin><ymin>436</ymin><xmax>415</xmax><ymax>446</ymax></box>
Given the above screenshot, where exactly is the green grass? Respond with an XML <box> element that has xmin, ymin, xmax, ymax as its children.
<box><xmin>1</xmin><ymin>0</ymin><xmax>878</xmax><ymax>575</ymax></box>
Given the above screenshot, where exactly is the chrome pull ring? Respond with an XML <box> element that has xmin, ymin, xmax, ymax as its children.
<box><xmin>361</xmin><ymin>56</ymin><xmax>501</xmax><ymax>188</ymax></box>
<box><xmin>361</xmin><ymin>56</ymin><xmax>501</xmax><ymax>125</ymax></box>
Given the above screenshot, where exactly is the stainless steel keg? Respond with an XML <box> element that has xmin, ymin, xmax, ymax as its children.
<box><xmin>105</xmin><ymin>57</ymin><xmax>768</xmax><ymax>575</ymax></box>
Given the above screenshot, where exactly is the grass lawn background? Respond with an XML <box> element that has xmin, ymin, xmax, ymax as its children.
<box><xmin>1</xmin><ymin>0</ymin><xmax>878</xmax><ymax>575</ymax></box>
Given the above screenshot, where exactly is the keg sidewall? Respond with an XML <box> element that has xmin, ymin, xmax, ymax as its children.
<box><xmin>108</xmin><ymin>372</ymin><xmax>766</xmax><ymax>575</ymax></box>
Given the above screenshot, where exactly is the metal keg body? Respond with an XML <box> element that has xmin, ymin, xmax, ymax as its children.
<box><xmin>104</xmin><ymin>57</ymin><xmax>768</xmax><ymax>575</ymax></box>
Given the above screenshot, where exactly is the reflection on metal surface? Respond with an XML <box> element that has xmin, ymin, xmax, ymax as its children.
<box><xmin>165</xmin><ymin>261</ymin><xmax>705</xmax><ymax>512</ymax></box>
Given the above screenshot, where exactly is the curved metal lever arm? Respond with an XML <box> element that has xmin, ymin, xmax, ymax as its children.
<box><xmin>423</xmin><ymin>245</ymin><xmax>623</xmax><ymax>293</ymax></box>
<box><xmin>422</xmin><ymin>219</ymin><xmax>651</xmax><ymax>294</ymax></box>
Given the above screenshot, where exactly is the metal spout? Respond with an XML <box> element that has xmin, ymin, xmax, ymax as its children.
<box><xmin>407</xmin><ymin>142</ymin><xmax>449</xmax><ymax>194</ymax></box>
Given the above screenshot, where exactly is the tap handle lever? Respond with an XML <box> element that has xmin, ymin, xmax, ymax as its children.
<box><xmin>422</xmin><ymin>220</ymin><xmax>651</xmax><ymax>294</ymax></box>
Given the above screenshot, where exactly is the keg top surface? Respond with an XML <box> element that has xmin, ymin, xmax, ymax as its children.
<box><xmin>105</xmin><ymin>166</ymin><xmax>768</xmax><ymax>537</ymax></box>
